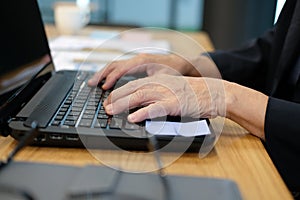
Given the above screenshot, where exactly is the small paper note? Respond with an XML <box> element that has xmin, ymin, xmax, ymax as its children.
<box><xmin>145</xmin><ymin>120</ymin><xmax>211</xmax><ymax>137</ymax></box>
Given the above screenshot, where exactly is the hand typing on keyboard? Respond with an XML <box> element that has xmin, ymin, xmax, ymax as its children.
<box><xmin>102</xmin><ymin>74</ymin><xmax>225</xmax><ymax>123</ymax></box>
<box><xmin>88</xmin><ymin>54</ymin><xmax>225</xmax><ymax>124</ymax></box>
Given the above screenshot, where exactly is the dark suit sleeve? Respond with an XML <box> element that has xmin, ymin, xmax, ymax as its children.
<box><xmin>264</xmin><ymin>97</ymin><xmax>300</xmax><ymax>191</ymax></box>
<box><xmin>208</xmin><ymin>29</ymin><xmax>274</xmax><ymax>91</ymax></box>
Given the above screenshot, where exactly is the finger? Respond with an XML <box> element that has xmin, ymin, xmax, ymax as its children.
<box><xmin>105</xmin><ymin>88</ymin><xmax>152</xmax><ymax>115</ymax></box>
<box><xmin>100</xmin><ymin>61</ymin><xmax>124</xmax><ymax>89</ymax></box>
<box><xmin>102</xmin><ymin>68</ymin><xmax>126</xmax><ymax>90</ymax></box>
<box><xmin>89</xmin><ymin>55</ymin><xmax>149</xmax><ymax>88</ymax></box>
<box><xmin>88</xmin><ymin>69</ymin><xmax>105</xmax><ymax>86</ymax></box>
<box><xmin>104</xmin><ymin>79</ymin><xmax>146</xmax><ymax>106</ymax></box>
<box><xmin>127</xmin><ymin>103</ymin><xmax>169</xmax><ymax>123</ymax></box>
<box><xmin>88</xmin><ymin>60</ymin><xmax>122</xmax><ymax>87</ymax></box>
<box><xmin>101</xmin><ymin>60</ymin><xmax>143</xmax><ymax>90</ymax></box>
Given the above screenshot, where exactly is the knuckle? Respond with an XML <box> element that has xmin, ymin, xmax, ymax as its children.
<box><xmin>114</xmin><ymin>68</ymin><xmax>124</xmax><ymax>77</ymax></box>
<box><xmin>126</xmin><ymin>80</ymin><xmax>138</xmax><ymax>90</ymax></box>
<box><xmin>132</xmin><ymin>90</ymin><xmax>146</xmax><ymax>103</ymax></box>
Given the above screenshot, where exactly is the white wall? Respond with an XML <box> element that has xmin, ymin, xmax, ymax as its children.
<box><xmin>274</xmin><ymin>0</ymin><xmax>286</xmax><ymax>23</ymax></box>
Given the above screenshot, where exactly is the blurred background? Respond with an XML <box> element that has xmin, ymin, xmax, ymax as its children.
<box><xmin>38</xmin><ymin>0</ymin><xmax>285</xmax><ymax>50</ymax></box>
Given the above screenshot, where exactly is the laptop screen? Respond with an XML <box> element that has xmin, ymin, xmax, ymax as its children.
<box><xmin>0</xmin><ymin>0</ymin><xmax>54</xmax><ymax>103</ymax></box>
<box><xmin>0</xmin><ymin>0</ymin><xmax>55</xmax><ymax>127</ymax></box>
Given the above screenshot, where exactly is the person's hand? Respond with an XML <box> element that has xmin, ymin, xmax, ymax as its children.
<box><xmin>103</xmin><ymin>74</ymin><xmax>226</xmax><ymax>123</ymax></box>
<box><xmin>88</xmin><ymin>53</ymin><xmax>199</xmax><ymax>90</ymax></box>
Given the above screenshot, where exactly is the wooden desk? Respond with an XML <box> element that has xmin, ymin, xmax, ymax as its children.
<box><xmin>0</xmin><ymin>25</ymin><xmax>293</xmax><ymax>200</ymax></box>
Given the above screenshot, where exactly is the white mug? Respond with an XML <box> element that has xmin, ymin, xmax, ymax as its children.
<box><xmin>54</xmin><ymin>2</ymin><xmax>90</xmax><ymax>35</ymax></box>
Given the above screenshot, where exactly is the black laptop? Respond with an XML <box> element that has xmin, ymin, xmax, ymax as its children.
<box><xmin>0</xmin><ymin>0</ymin><xmax>215</xmax><ymax>152</ymax></box>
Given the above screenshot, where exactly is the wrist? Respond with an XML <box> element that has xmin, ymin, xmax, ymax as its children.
<box><xmin>223</xmin><ymin>81</ymin><xmax>238</xmax><ymax>119</ymax></box>
<box><xmin>223</xmin><ymin>81</ymin><xmax>267</xmax><ymax>139</ymax></box>
<box><xmin>188</xmin><ymin>55</ymin><xmax>222</xmax><ymax>78</ymax></box>
<box><xmin>184</xmin><ymin>56</ymin><xmax>203</xmax><ymax>77</ymax></box>
<box><xmin>169</xmin><ymin>54</ymin><xmax>198</xmax><ymax>76</ymax></box>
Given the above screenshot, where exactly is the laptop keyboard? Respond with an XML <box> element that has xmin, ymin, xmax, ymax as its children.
<box><xmin>49</xmin><ymin>71</ymin><xmax>140</xmax><ymax>130</ymax></box>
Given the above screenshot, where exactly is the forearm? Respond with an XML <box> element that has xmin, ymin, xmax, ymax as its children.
<box><xmin>223</xmin><ymin>81</ymin><xmax>268</xmax><ymax>140</ymax></box>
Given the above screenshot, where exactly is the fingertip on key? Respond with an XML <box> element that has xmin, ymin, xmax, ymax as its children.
<box><xmin>88</xmin><ymin>78</ymin><xmax>96</xmax><ymax>86</ymax></box>
<box><xmin>105</xmin><ymin>104</ymin><xmax>113</xmax><ymax>114</ymax></box>
<box><xmin>127</xmin><ymin>114</ymin><xmax>136</xmax><ymax>123</ymax></box>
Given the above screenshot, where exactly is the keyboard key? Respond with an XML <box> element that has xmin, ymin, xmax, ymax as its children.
<box><xmin>59</xmin><ymin>107</ymin><xmax>68</xmax><ymax>112</ymax></box>
<box><xmin>97</xmin><ymin>114</ymin><xmax>108</xmax><ymax>119</ymax></box>
<box><xmin>64</xmin><ymin>99</ymin><xmax>72</xmax><ymax>105</ymax></box>
<box><xmin>70</xmin><ymin>107</ymin><xmax>82</xmax><ymax>112</ymax></box>
<box><xmin>66</xmin><ymin>115</ymin><xmax>79</xmax><ymax>121</ymax></box>
<box><xmin>82</xmin><ymin>114</ymin><xmax>94</xmax><ymax>119</ymax></box>
<box><xmin>51</xmin><ymin>120</ymin><xmax>60</xmax><ymax>126</ymax></box>
<box><xmin>94</xmin><ymin>119</ymin><xmax>108</xmax><ymax>128</ymax></box>
<box><xmin>86</xmin><ymin>101</ymin><xmax>98</xmax><ymax>107</ymax></box>
<box><xmin>86</xmin><ymin>105</ymin><xmax>97</xmax><ymax>110</ymax></box>
<box><xmin>84</xmin><ymin>110</ymin><xmax>95</xmax><ymax>115</ymax></box>
<box><xmin>73</xmin><ymin>102</ymin><xmax>85</xmax><ymax>108</ymax></box>
<box><xmin>57</xmin><ymin>111</ymin><xmax>66</xmax><ymax>116</ymax></box>
<box><xmin>109</xmin><ymin>118</ymin><xmax>123</xmax><ymax>129</ymax></box>
<box><xmin>64</xmin><ymin>120</ymin><xmax>76</xmax><ymax>126</ymax></box>
<box><xmin>74</xmin><ymin>99</ymin><xmax>86</xmax><ymax>104</ymax></box>
<box><xmin>124</xmin><ymin>121</ymin><xmax>140</xmax><ymax>130</ymax></box>
<box><xmin>76</xmin><ymin>96</ymin><xmax>88</xmax><ymax>101</ymax></box>
<box><xmin>68</xmin><ymin>111</ymin><xmax>81</xmax><ymax>117</ymax></box>
<box><xmin>79</xmin><ymin>119</ymin><xmax>92</xmax><ymax>127</ymax></box>
<box><xmin>98</xmin><ymin>110</ymin><xmax>106</xmax><ymax>115</ymax></box>
<box><xmin>61</xmin><ymin>104</ymin><xmax>70</xmax><ymax>109</ymax></box>
<box><xmin>54</xmin><ymin>115</ymin><xmax>64</xmax><ymax>120</ymax></box>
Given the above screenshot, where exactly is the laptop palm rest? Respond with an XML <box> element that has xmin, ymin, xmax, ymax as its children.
<box><xmin>23</xmin><ymin>71</ymin><xmax>76</xmax><ymax>128</ymax></box>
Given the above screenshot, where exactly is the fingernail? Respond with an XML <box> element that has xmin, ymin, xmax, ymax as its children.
<box><xmin>128</xmin><ymin>114</ymin><xmax>135</xmax><ymax>122</ymax></box>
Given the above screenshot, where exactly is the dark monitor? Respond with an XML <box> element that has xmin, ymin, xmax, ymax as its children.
<box><xmin>0</xmin><ymin>0</ymin><xmax>55</xmax><ymax>133</ymax></box>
